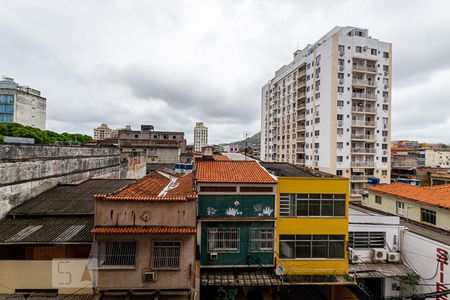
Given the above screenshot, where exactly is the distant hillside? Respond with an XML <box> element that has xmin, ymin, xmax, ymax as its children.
<box><xmin>220</xmin><ymin>132</ymin><xmax>260</xmax><ymax>149</ymax></box>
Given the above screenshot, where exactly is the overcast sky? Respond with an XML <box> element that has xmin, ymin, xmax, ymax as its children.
<box><xmin>1</xmin><ymin>0</ymin><xmax>449</xmax><ymax>144</ymax></box>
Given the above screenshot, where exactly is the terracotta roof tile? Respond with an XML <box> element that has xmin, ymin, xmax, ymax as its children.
<box><xmin>92</xmin><ymin>226</ymin><xmax>196</xmax><ymax>235</ymax></box>
<box><xmin>95</xmin><ymin>172</ymin><xmax>196</xmax><ymax>201</ymax></box>
<box><xmin>196</xmin><ymin>161</ymin><xmax>277</xmax><ymax>184</ymax></box>
<box><xmin>368</xmin><ymin>183</ymin><xmax>450</xmax><ymax>209</ymax></box>
<box><xmin>212</xmin><ymin>154</ymin><xmax>230</xmax><ymax>161</ymax></box>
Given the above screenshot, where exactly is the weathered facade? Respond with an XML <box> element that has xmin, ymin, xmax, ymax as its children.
<box><xmin>0</xmin><ymin>144</ymin><xmax>121</xmax><ymax>217</ymax></box>
<box><xmin>92</xmin><ymin>171</ymin><xmax>198</xmax><ymax>299</ymax></box>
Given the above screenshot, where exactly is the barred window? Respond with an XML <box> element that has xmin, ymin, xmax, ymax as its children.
<box><xmin>208</xmin><ymin>228</ymin><xmax>240</xmax><ymax>253</ymax></box>
<box><xmin>279</xmin><ymin>235</ymin><xmax>345</xmax><ymax>259</ymax></box>
<box><xmin>280</xmin><ymin>194</ymin><xmax>346</xmax><ymax>217</ymax></box>
<box><xmin>152</xmin><ymin>241</ymin><xmax>181</xmax><ymax>270</ymax></box>
<box><xmin>249</xmin><ymin>228</ymin><xmax>274</xmax><ymax>252</ymax></box>
<box><xmin>98</xmin><ymin>241</ymin><xmax>136</xmax><ymax>269</ymax></box>
<box><xmin>348</xmin><ymin>232</ymin><xmax>385</xmax><ymax>249</ymax></box>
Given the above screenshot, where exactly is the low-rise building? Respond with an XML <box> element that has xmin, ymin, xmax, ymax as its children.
<box><xmin>195</xmin><ymin>160</ymin><xmax>277</xmax><ymax>298</ymax></box>
<box><xmin>222</xmin><ymin>144</ymin><xmax>240</xmax><ymax>153</ymax></box>
<box><xmin>118</xmin><ymin>125</ymin><xmax>186</xmax><ymax>167</ymax></box>
<box><xmin>0</xmin><ymin>76</ymin><xmax>46</xmax><ymax>129</ymax></box>
<box><xmin>92</xmin><ymin>170</ymin><xmax>197</xmax><ymax>299</ymax></box>
<box><xmin>364</xmin><ymin>183</ymin><xmax>450</xmax><ymax>230</ymax></box>
<box><xmin>0</xmin><ymin>179</ymin><xmax>132</xmax><ymax>295</ymax></box>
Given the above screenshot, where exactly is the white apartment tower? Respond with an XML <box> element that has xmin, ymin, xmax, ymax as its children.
<box><xmin>261</xmin><ymin>27</ymin><xmax>392</xmax><ymax>195</ymax></box>
<box><xmin>194</xmin><ymin>122</ymin><xmax>208</xmax><ymax>151</ymax></box>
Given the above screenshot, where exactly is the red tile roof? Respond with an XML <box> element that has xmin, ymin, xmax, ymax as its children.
<box><xmin>92</xmin><ymin>226</ymin><xmax>196</xmax><ymax>235</ymax></box>
<box><xmin>368</xmin><ymin>183</ymin><xmax>450</xmax><ymax>210</ymax></box>
<box><xmin>195</xmin><ymin>161</ymin><xmax>277</xmax><ymax>184</ymax></box>
<box><xmin>95</xmin><ymin>172</ymin><xmax>196</xmax><ymax>201</ymax></box>
<box><xmin>212</xmin><ymin>154</ymin><xmax>230</xmax><ymax>161</ymax></box>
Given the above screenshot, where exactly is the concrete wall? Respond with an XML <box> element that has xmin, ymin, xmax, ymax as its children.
<box><xmin>95</xmin><ymin>200</ymin><xmax>196</xmax><ymax>227</ymax></box>
<box><xmin>0</xmin><ymin>144</ymin><xmax>121</xmax><ymax>217</ymax></box>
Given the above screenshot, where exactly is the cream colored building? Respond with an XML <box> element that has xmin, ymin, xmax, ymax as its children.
<box><xmin>260</xmin><ymin>27</ymin><xmax>392</xmax><ymax>196</ymax></box>
<box><xmin>364</xmin><ymin>183</ymin><xmax>450</xmax><ymax>230</ymax></box>
<box><xmin>419</xmin><ymin>149</ymin><xmax>450</xmax><ymax>167</ymax></box>
<box><xmin>194</xmin><ymin>122</ymin><xmax>208</xmax><ymax>152</ymax></box>
<box><xmin>93</xmin><ymin>123</ymin><xmax>118</xmax><ymax>140</ymax></box>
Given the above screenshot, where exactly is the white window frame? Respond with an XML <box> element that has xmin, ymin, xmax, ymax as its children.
<box><xmin>152</xmin><ymin>240</ymin><xmax>181</xmax><ymax>270</ymax></box>
<box><xmin>249</xmin><ymin>228</ymin><xmax>274</xmax><ymax>252</ymax></box>
<box><xmin>97</xmin><ymin>241</ymin><xmax>137</xmax><ymax>269</ymax></box>
<box><xmin>208</xmin><ymin>228</ymin><xmax>240</xmax><ymax>253</ymax></box>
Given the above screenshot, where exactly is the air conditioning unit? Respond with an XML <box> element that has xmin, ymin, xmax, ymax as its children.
<box><xmin>383</xmin><ymin>137</ymin><xmax>387</xmax><ymax>142</ymax></box>
<box><xmin>384</xmin><ymin>84</ymin><xmax>389</xmax><ymax>89</ymax></box>
<box><xmin>372</xmin><ymin>248</ymin><xmax>387</xmax><ymax>261</ymax></box>
<box><xmin>339</xmin><ymin>51</ymin><xmax>345</xmax><ymax>57</ymax></box>
<box><xmin>339</xmin><ymin>65</ymin><xmax>345</xmax><ymax>71</ymax></box>
<box><xmin>383</xmin><ymin>150</ymin><xmax>388</xmax><ymax>155</ymax></box>
<box><xmin>210</xmin><ymin>252</ymin><xmax>218</xmax><ymax>260</ymax></box>
<box><xmin>351</xmin><ymin>253</ymin><xmax>360</xmax><ymax>263</ymax></box>
<box><xmin>384</xmin><ymin>71</ymin><xmax>389</xmax><ymax>76</ymax></box>
<box><xmin>339</xmin><ymin>79</ymin><xmax>344</xmax><ymax>84</ymax></box>
<box><xmin>363</xmin><ymin>46</ymin><xmax>368</xmax><ymax>51</ymax></box>
<box><xmin>142</xmin><ymin>270</ymin><xmax>156</xmax><ymax>282</ymax></box>
<box><xmin>387</xmin><ymin>252</ymin><xmax>401</xmax><ymax>262</ymax></box>
<box><xmin>338</xmin><ymin>120</ymin><xmax>343</xmax><ymax>127</ymax></box>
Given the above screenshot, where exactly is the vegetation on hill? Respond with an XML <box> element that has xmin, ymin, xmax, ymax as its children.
<box><xmin>220</xmin><ymin>132</ymin><xmax>260</xmax><ymax>149</ymax></box>
<box><xmin>0</xmin><ymin>123</ymin><xmax>92</xmax><ymax>145</ymax></box>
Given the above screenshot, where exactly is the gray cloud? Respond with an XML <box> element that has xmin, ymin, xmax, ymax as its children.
<box><xmin>0</xmin><ymin>0</ymin><xmax>449</xmax><ymax>144</ymax></box>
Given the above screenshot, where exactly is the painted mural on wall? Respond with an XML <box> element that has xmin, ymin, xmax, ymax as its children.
<box><xmin>199</xmin><ymin>195</ymin><xmax>275</xmax><ymax>218</ymax></box>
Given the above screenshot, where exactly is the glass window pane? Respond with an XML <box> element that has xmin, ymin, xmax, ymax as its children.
<box><xmin>310</xmin><ymin>194</ymin><xmax>321</xmax><ymax>199</ymax></box>
<box><xmin>322</xmin><ymin>194</ymin><xmax>333</xmax><ymax>199</ymax></box>
<box><xmin>334</xmin><ymin>200</ymin><xmax>345</xmax><ymax>216</ymax></box>
<box><xmin>296</xmin><ymin>200</ymin><xmax>308</xmax><ymax>216</ymax></box>
<box><xmin>321</xmin><ymin>200</ymin><xmax>333</xmax><ymax>216</ymax></box>
<box><xmin>309</xmin><ymin>200</ymin><xmax>320</xmax><ymax>216</ymax></box>
<box><xmin>334</xmin><ymin>194</ymin><xmax>346</xmax><ymax>199</ymax></box>
<box><xmin>295</xmin><ymin>241</ymin><xmax>311</xmax><ymax>258</ymax></box>
<box><xmin>312</xmin><ymin>241</ymin><xmax>328</xmax><ymax>258</ymax></box>
<box><xmin>329</xmin><ymin>241</ymin><xmax>345</xmax><ymax>258</ymax></box>
<box><xmin>280</xmin><ymin>241</ymin><xmax>295</xmax><ymax>258</ymax></box>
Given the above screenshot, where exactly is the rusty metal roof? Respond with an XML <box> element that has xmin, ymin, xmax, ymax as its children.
<box><xmin>348</xmin><ymin>263</ymin><xmax>413</xmax><ymax>278</ymax></box>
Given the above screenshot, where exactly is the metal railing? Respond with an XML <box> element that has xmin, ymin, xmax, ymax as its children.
<box><xmin>352</xmin><ymin>79</ymin><xmax>376</xmax><ymax>86</ymax></box>
<box><xmin>352</xmin><ymin>65</ymin><xmax>377</xmax><ymax>72</ymax></box>
<box><xmin>350</xmin><ymin>175</ymin><xmax>368</xmax><ymax>181</ymax></box>
<box><xmin>352</xmin><ymin>92</ymin><xmax>377</xmax><ymax>100</ymax></box>
<box><xmin>351</xmin><ymin>148</ymin><xmax>376</xmax><ymax>153</ymax></box>
<box><xmin>351</xmin><ymin>134</ymin><xmax>376</xmax><ymax>140</ymax></box>
<box><xmin>351</xmin><ymin>120</ymin><xmax>376</xmax><ymax>127</ymax></box>
<box><xmin>351</xmin><ymin>161</ymin><xmax>375</xmax><ymax>167</ymax></box>
<box><xmin>352</xmin><ymin>106</ymin><xmax>376</xmax><ymax>113</ymax></box>
<box><xmin>351</xmin><ymin>189</ymin><xmax>365</xmax><ymax>195</ymax></box>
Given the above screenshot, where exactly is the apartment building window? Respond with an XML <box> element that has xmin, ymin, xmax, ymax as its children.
<box><xmin>279</xmin><ymin>193</ymin><xmax>346</xmax><ymax>217</ymax></box>
<box><xmin>314</xmin><ymin>143</ymin><xmax>320</xmax><ymax>148</ymax></box>
<box><xmin>279</xmin><ymin>235</ymin><xmax>345</xmax><ymax>259</ymax></box>
<box><xmin>356</xmin><ymin>46</ymin><xmax>362</xmax><ymax>53</ymax></box>
<box><xmin>383</xmin><ymin>65</ymin><xmax>389</xmax><ymax>72</ymax></box>
<box><xmin>336</xmin><ymin>170</ymin><xmax>343</xmax><ymax>176</ymax></box>
<box><xmin>152</xmin><ymin>241</ymin><xmax>181</xmax><ymax>270</ymax></box>
<box><xmin>375</xmin><ymin>195</ymin><xmax>382</xmax><ymax>204</ymax></box>
<box><xmin>382</xmin><ymin>104</ymin><xmax>389</xmax><ymax>111</ymax></box>
<box><xmin>249</xmin><ymin>228</ymin><xmax>274</xmax><ymax>252</ymax></box>
<box><xmin>337</xmin><ymin>114</ymin><xmax>344</xmax><ymax>121</ymax></box>
<box><xmin>315</xmin><ymin>117</ymin><xmax>320</xmax><ymax>124</ymax></box>
<box><xmin>338</xmin><ymin>87</ymin><xmax>344</xmax><ymax>93</ymax></box>
<box><xmin>337</xmin><ymin>100</ymin><xmax>344</xmax><ymax>107</ymax></box>
<box><xmin>98</xmin><ymin>241</ymin><xmax>137</xmax><ymax>269</ymax></box>
<box><xmin>421</xmin><ymin>208</ymin><xmax>437</xmax><ymax>225</ymax></box>
<box><xmin>338</xmin><ymin>45</ymin><xmax>345</xmax><ymax>54</ymax></box>
<box><xmin>314</xmin><ymin>130</ymin><xmax>320</xmax><ymax>137</ymax></box>
<box><xmin>314</xmin><ymin>155</ymin><xmax>320</xmax><ymax>161</ymax></box>
<box><xmin>315</xmin><ymin>92</ymin><xmax>320</xmax><ymax>99</ymax></box>
<box><xmin>208</xmin><ymin>228</ymin><xmax>240</xmax><ymax>253</ymax></box>
<box><xmin>382</xmin><ymin>131</ymin><xmax>388</xmax><ymax>137</ymax></box>
<box><xmin>383</xmin><ymin>52</ymin><xmax>389</xmax><ymax>58</ymax></box>
<box><xmin>382</xmin><ymin>144</ymin><xmax>388</xmax><ymax>150</ymax></box>
<box><xmin>396</xmin><ymin>202</ymin><xmax>405</xmax><ymax>215</ymax></box>
<box><xmin>338</xmin><ymin>73</ymin><xmax>344</xmax><ymax>79</ymax></box>
<box><xmin>348</xmin><ymin>232</ymin><xmax>385</xmax><ymax>249</ymax></box>
<box><xmin>382</xmin><ymin>170</ymin><xmax>388</xmax><ymax>176</ymax></box>
<box><xmin>383</xmin><ymin>78</ymin><xmax>389</xmax><ymax>85</ymax></box>
<box><xmin>337</xmin><ymin>142</ymin><xmax>343</xmax><ymax>149</ymax></box>
<box><xmin>337</xmin><ymin>156</ymin><xmax>343</xmax><ymax>163</ymax></box>
<box><xmin>371</xmin><ymin>48</ymin><xmax>377</xmax><ymax>55</ymax></box>
<box><xmin>337</xmin><ymin>128</ymin><xmax>344</xmax><ymax>135</ymax></box>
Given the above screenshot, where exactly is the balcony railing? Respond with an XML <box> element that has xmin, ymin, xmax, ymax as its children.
<box><xmin>350</xmin><ymin>175</ymin><xmax>368</xmax><ymax>181</ymax></box>
<box><xmin>297</xmin><ymin>125</ymin><xmax>305</xmax><ymax>131</ymax></box>
<box><xmin>296</xmin><ymin>147</ymin><xmax>305</xmax><ymax>153</ymax></box>
<box><xmin>351</xmin><ymin>189</ymin><xmax>366</xmax><ymax>195</ymax></box>
<box><xmin>351</xmin><ymin>120</ymin><xmax>376</xmax><ymax>127</ymax></box>
<box><xmin>297</xmin><ymin>136</ymin><xmax>305</xmax><ymax>142</ymax></box>
<box><xmin>298</xmin><ymin>102</ymin><xmax>306</xmax><ymax>109</ymax></box>
<box><xmin>351</xmin><ymin>148</ymin><xmax>376</xmax><ymax>154</ymax></box>
<box><xmin>352</xmin><ymin>79</ymin><xmax>376</xmax><ymax>86</ymax></box>
<box><xmin>352</xmin><ymin>92</ymin><xmax>377</xmax><ymax>100</ymax></box>
<box><xmin>297</xmin><ymin>159</ymin><xmax>305</xmax><ymax>164</ymax></box>
<box><xmin>351</xmin><ymin>161</ymin><xmax>375</xmax><ymax>167</ymax></box>
<box><xmin>351</xmin><ymin>134</ymin><xmax>376</xmax><ymax>140</ymax></box>
<box><xmin>297</xmin><ymin>92</ymin><xmax>306</xmax><ymax>99</ymax></box>
<box><xmin>352</xmin><ymin>65</ymin><xmax>377</xmax><ymax>73</ymax></box>
<box><xmin>352</xmin><ymin>106</ymin><xmax>376</xmax><ymax>113</ymax></box>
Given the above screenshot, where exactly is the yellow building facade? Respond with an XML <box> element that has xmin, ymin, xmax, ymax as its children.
<box><xmin>275</xmin><ymin>177</ymin><xmax>349</xmax><ymax>276</ymax></box>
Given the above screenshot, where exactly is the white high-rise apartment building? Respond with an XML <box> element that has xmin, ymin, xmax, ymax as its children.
<box><xmin>194</xmin><ymin>122</ymin><xmax>208</xmax><ymax>151</ymax></box>
<box><xmin>261</xmin><ymin>27</ymin><xmax>392</xmax><ymax>195</ymax></box>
